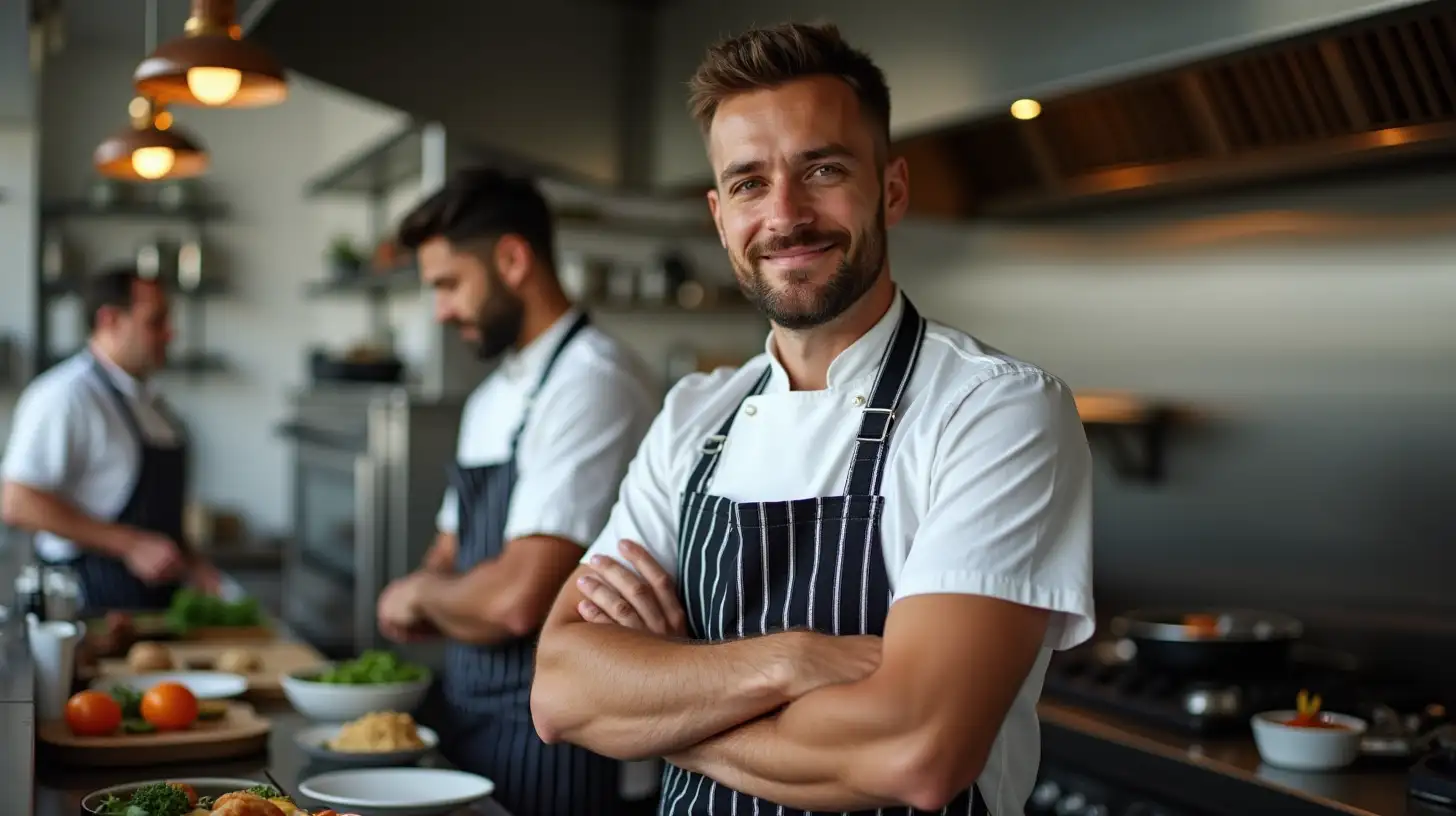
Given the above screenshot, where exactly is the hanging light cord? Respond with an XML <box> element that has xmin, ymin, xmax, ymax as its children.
<box><xmin>145</xmin><ymin>0</ymin><xmax>157</xmax><ymax>57</ymax></box>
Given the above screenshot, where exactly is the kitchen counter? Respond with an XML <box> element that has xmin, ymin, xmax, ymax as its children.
<box><xmin>1039</xmin><ymin>700</ymin><xmax>1442</xmax><ymax>816</ymax></box>
<box><xmin>34</xmin><ymin>699</ymin><xmax>514</xmax><ymax>816</ymax></box>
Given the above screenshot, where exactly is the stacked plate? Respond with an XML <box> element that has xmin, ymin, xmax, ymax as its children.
<box><xmin>299</xmin><ymin>768</ymin><xmax>495</xmax><ymax>816</ymax></box>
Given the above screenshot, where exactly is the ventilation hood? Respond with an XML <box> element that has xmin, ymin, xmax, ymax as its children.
<box><xmin>897</xmin><ymin>0</ymin><xmax>1456</xmax><ymax>219</ymax></box>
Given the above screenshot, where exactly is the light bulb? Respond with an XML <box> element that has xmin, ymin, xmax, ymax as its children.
<box><xmin>187</xmin><ymin>66</ymin><xmax>242</xmax><ymax>105</ymax></box>
<box><xmin>1010</xmin><ymin>99</ymin><xmax>1042</xmax><ymax>120</ymax></box>
<box><xmin>132</xmin><ymin>146</ymin><xmax>176</xmax><ymax>180</ymax></box>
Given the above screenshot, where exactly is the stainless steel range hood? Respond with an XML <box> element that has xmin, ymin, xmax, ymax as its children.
<box><xmin>897</xmin><ymin>0</ymin><xmax>1456</xmax><ymax>219</ymax></box>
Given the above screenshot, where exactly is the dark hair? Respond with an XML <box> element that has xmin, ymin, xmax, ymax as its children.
<box><xmin>688</xmin><ymin>22</ymin><xmax>891</xmax><ymax>150</ymax></box>
<box><xmin>83</xmin><ymin>264</ymin><xmax>147</xmax><ymax>332</ymax></box>
<box><xmin>396</xmin><ymin>167</ymin><xmax>557</xmax><ymax>270</ymax></box>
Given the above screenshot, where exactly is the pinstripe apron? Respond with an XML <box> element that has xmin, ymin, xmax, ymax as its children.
<box><xmin>660</xmin><ymin>296</ymin><xmax>990</xmax><ymax>816</ymax></box>
<box><xmin>41</xmin><ymin>355</ymin><xmax>189</xmax><ymax>612</ymax></box>
<box><xmin>439</xmin><ymin>312</ymin><xmax>622</xmax><ymax>816</ymax></box>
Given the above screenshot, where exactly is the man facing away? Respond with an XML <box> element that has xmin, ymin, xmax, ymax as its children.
<box><xmin>532</xmin><ymin>23</ymin><xmax>1095</xmax><ymax>816</ymax></box>
<box><xmin>375</xmin><ymin>168</ymin><xmax>659</xmax><ymax>816</ymax></box>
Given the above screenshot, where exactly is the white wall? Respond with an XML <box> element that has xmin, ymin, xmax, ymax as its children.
<box><xmin>649</xmin><ymin>0</ymin><xmax>1426</xmax><ymax>186</ymax></box>
<box><xmin>0</xmin><ymin>0</ymin><xmax>39</xmax><ymax>451</ymax></box>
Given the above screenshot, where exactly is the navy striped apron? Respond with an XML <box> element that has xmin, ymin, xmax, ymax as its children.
<box><xmin>660</xmin><ymin>296</ymin><xmax>990</xmax><ymax>816</ymax></box>
<box><xmin>439</xmin><ymin>312</ymin><xmax>622</xmax><ymax>816</ymax></box>
<box><xmin>41</xmin><ymin>355</ymin><xmax>189</xmax><ymax>612</ymax></box>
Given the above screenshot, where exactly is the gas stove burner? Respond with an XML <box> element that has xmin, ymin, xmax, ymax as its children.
<box><xmin>1410</xmin><ymin>748</ymin><xmax>1456</xmax><ymax>807</ymax></box>
<box><xmin>1044</xmin><ymin>645</ymin><xmax>1451</xmax><ymax>748</ymax></box>
<box><xmin>1182</xmin><ymin>684</ymin><xmax>1242</xmax><ymax>717</ymax></box>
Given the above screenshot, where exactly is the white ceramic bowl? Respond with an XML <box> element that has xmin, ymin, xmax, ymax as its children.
<box><xmin>1251</xmin><ymin>709</ymin><xmax>1367</xmax><ymax>771</ymax></box>
<box><xmin>280</xmin><ymin>666</ymin><xmax>432</xmax><ymax>722</ymax></box>
<box><xmin>299</xmin><ymin>767</ymin><xmax>494</xmax><ymax>816</ymax></box>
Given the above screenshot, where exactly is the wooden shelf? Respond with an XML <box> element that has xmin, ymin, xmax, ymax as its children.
<box><xmin>1075</xmin><ymin>392</ymin><xmax>1181</xmax><ymax>484</ymax></box>
<box><xmin>43</xmin><ymin>275</ymin><xmax>229</xmax><ymax>298</ymax></box>
<box><xmin>304</xmin><ymin>267</ymin><xmax>420</xmax><ymax>297</ymax></box>
<box><xmin>42</xmin><ymin>199</ymin><xmax>227</xmax><ymax>222</ymax></box>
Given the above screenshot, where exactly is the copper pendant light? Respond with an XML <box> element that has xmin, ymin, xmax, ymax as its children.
<box><xmin>133</xmin><ymin>0</ymin><xmax>287</xmax><ymax>108</ymax></box>
<box><xmin>94</xmin><ymin>96</ymin><xmax>209</xmax><ymax>181</ymax></box>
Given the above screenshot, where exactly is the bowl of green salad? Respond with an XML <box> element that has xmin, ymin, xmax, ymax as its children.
<box><xmin>281</xmin><ymin>650</ymin><xmax>432</xmax><ymax>722</ymax></box>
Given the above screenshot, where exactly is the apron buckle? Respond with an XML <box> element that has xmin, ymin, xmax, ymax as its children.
<box><xmin>856</xmin><ymin>408</ymin><xmax>896</xmax><ymax>443</ymax></box>
<box><xmin>701</xmin><ymin>434</ymin><xmax>727</xmax><ymax>454</ymax></box>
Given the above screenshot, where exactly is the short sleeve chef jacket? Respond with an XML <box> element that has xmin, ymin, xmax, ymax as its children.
<box><xmin>437</xmin><ymin>310</ymin><xmax>660</xmax><ymax>547</ymax></box>
<box><xmin>1</xmin><ymin>351</ymin><xmax>183</xmax><ymax>563</ymax></box>
<box><xmin>583</xmin><ymin>293</ymin><xmax>1095</xmax><ymax>813</ymax></box>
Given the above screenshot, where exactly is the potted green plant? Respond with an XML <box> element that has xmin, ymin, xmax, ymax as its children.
<box><xmin>327</xmin><ymin>235</ymin><xmax>366</xmax><ymax>280</ymax></box>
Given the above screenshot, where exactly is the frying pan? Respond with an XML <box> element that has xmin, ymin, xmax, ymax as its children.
<box><xmin>1110</xmin><ymin>608</ymin><xmax>1304</xmax><ymax>676</ymax></box>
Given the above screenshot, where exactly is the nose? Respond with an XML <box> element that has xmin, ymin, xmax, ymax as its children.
<box><xmin>763</xmin><ymin>178</ymin><xmax>814</xmax><ymax>235</ymax></box>
<box><xmin>433</xmin><ymin>294</ymin><xmax>454</xmax><ymax>324</ymax></box>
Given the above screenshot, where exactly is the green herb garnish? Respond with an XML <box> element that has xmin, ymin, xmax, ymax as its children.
<box><xmin>96</xmin><ymin>781</ymin><xmax>190</xmax><ymax>816</ymax></box>
<box><xmin>244</xmin><ymin>784</ymin><xmax>288</xmax><ymax>802</ymax></box>
<box><xmin>164</xmin><ymin>588</ymin><xmax>262</xmax><ymax>633</ymax></box>
<box><xmin>314</xmin><ymin>649</ymin><xmax>426</xmax><ymax>684</ymax></box>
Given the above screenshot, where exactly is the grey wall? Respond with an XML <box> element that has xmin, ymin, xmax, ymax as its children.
<box><xmin>649</xmin><ymin>0</ymin><xmax>1431</xmax><ymax>186</ymax></box>
<box><xmin>890</xmin><ymin>165</ymin><xmax>1456</xmax><ymax>682</ymax></box>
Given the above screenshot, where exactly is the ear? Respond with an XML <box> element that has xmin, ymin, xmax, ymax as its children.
<box><xmin>706</xmin><ymin>188</ymin><xmax>726</xmax><ymax>249</ymax></box>
<box><xmin>882</xmin><ymin>155</ymin><xmax>910</xmax><ymax>228</ymax></box>
<box><xmin>492</xmin><ymin>235</ymin><xmax>534</xmax><ymax>289</ymax></box>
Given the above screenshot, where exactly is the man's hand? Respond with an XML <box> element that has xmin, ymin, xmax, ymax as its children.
<box><xmin>377</xmin><ymin>574</ymin><xmax>425</xmax><ymax>641</ymax></box>
<box><xmin>577</xmin><ymin>540</ymin><xmax>687</xmax><ymax>637</ymax></box>
<box><xmin>123</xmin><ymin>532</ymin><xmax>188</xmax><ymax>584</ymax></box>
<box><xmin>187</xmin><ymin>559</ymin><xmax>223</xmax><ymax>595</ymax></box>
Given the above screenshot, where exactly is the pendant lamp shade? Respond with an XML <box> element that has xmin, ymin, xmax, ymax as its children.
<box><xmin>133</xmin><ymin>0</ymin><xmax>287</xmax><ymax>108</ymax></box>
<box><xmin>94</xmin><ymin>97</ymin><xmax>209</xmax><ymax>182</ymax></box>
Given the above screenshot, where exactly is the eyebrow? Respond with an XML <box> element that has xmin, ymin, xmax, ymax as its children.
<box><xmin>719</xmin><ymin>143</ymin><xmax>857</xmax><ymax>183</ymax></box>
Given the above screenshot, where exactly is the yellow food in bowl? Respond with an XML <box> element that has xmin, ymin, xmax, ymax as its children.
<box><xmin>326</xmin><ymin>710</ymin><xmax>425</xmax><ymax>753</ymax></box>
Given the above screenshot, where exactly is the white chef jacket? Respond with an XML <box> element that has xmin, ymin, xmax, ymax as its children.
<box><xmin>437</xmin><ymin>309</ymin><xmax>660</xmax><ymax>548</ymax></box>
<box><xmin>1</xmin><ymin>351</ymin><xmax>184</xmax><ymax>562</ymax></box>
<box><xmin>584</xmin><ymin>290</ymin><xmax>1095</xmax><ymax>814</ymax></box>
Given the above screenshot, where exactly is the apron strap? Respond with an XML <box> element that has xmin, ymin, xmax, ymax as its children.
<box><xmin>507</xmin><ymin>311</ymin><xmax>592</xmax><ymax>455</ymax></box>
<box><xmin>842</xmin><ymin>295</ymin><xmax>926</xmax><ymax>497</ymax></box>
<box><xmin>686</xmin><ymin>366</ymin><xmax>771</xmax><ymax>495</ymax></box>
<box><xmin>89</xmin><ymin>354</ymin><xmax>148</xmax><ymax>444</ymax></box>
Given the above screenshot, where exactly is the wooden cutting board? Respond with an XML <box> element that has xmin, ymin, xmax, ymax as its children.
<box><xmin>98</xmin><ymin>641</ymin><xmax>327</xmax><ymax>698</ymax></box>
<box><xmin>37</xmin><ymin>701</ymin><xmax>271</xmax><ymax>766</ymax></box>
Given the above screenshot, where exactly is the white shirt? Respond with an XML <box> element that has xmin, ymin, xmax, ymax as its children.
<box><xmin>437</xmin><ymin>310</ymin><xmax>660</xmax><ymax>547</ymax></box>
<box><xmin>584</xmin><ymin>291</ymin><xmax>1095</xmax><ymax>814</ymax></box>
<box><xmin>1</xmin><ymin>351</ymin><xmax>184</xmax><ymax>562</ymax></box>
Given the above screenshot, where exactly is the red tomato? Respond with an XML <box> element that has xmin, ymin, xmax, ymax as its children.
<box><xmin>64</xmin><ymin>690</ymin><xmax>122</xmax><ymax>736</ymax></box>
<box><xmin>140</xmin><ymin>682</ymin><xmax>199</xmax><ymax>731</ymax></box>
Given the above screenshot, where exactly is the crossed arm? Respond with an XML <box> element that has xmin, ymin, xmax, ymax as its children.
<box><xmin>532</xmin><ymin>549</ymin><xmax>1053</xmax><ymax>812</ymax></box>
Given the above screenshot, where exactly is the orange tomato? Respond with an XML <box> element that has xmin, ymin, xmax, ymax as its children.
<box><xmin>169</xmin><ymin>782</ymin><xmax>198</xmax><ymax>806</ymax></box>
<box><xmin>140</xmin><ymin>682</ymin><xmax>199</xmax><ymax>731</ymax></box>
<box><xmin>64</xmin><ymin>690</ymin><xmax>122</xmax><ymax>736</ymax></box>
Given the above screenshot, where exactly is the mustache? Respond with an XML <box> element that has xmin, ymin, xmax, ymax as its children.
<box><xmin>749</xmin><ymin>228</ymin><xmax>849</xmax><ymax>262</ymax></box>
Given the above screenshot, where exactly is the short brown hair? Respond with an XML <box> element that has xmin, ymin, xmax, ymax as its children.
<box><xmin>688</xmin><ymin>22</ymin><xmax>891</xmax><ymax>148</ymax></box>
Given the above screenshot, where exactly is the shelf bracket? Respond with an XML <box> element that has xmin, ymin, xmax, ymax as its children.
<box><xmin>1083</xmin><ymin>408</ymin><xmax>1174</xmax><ymax>484</ymax></box>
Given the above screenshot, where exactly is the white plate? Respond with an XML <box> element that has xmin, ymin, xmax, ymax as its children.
<box><xmin>295</xmin><ymin>722</ymin><xmax>439</xmax><ymax>767</ymax></box>
<box><xmin>93</xmin><ymin>671</ymin><xmax>249</xmax><ymax>700</ymax></box>
<box><xmin>299</xmin><ymin>767</ymin><xmax>494</xmax><ymax>816</ymax></box>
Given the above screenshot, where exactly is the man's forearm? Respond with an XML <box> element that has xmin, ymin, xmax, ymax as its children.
<box><xmin>410</xmin><ymin>568</ymin><xmax>525</xmax><ymax>645</ymax></box>
<box><xmin>667</xmin><ymin>673</ymin><xmax>947</xmax><ymax>812</ymax></box>
<box><xmin>532</xmin><ymin>622</ymin><xmax>801</xmax><ymax>761</ymax></box>
<box><xmin>1</xmin><ymin>482</ymin><xmax>137</xmax><ymax>558</ymax></box>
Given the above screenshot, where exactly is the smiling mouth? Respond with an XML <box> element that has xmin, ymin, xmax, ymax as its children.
<box><xmin>761</xmin><ymin>242</ymin><xmax>836</xmax><ymax>262</ymax></box>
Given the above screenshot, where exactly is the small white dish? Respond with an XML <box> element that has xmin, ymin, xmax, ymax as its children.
<box><xmin>93</xmin><ymin>671</ymin><xmax>249</xmax><ymax>700</ymax></box>
<box><xmin>295</xmin><ymin>721</ymin><xmax>439</xmax><ymax>767</ymax></box>
<box><xmin>1251</xmin><ymin>709</ymin><xmax>1367</xmax><ymax>771</ymax></box>
<box><xmin>299</xmin><ymin>767</ymin><xmax>494</xmax><ymax>816</ymax></box>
